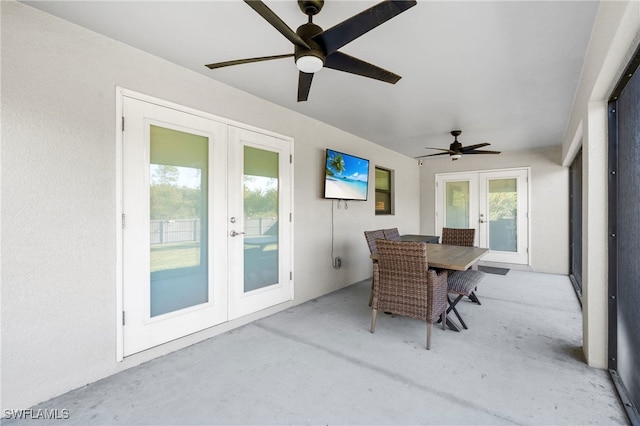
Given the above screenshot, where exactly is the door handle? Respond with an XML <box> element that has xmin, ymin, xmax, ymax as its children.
<box><xmin>230</xmin><ymin>230</ymin><xmax>245</xmax><ymax>237</ymax></box>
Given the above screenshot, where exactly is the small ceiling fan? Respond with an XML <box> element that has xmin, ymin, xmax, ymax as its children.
<box><xmin>205</xmin><ymin>0</ymin><xmax>417</xmax><ymax>102</ymax></box>
<box><xmin>416</xmin><ymin>130</ymin><xmax>501</xmax><ymax>161</ymax></box>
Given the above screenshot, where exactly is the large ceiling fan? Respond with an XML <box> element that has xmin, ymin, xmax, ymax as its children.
<box><xmin>205</xmin><ymin>0</ymin><xmax>417</xmax><ymax>102</ymax></box>
<box><xmin>416</xmin><ymin>130</ymin><xmax>501</xmax><ymax>161</ymax></box>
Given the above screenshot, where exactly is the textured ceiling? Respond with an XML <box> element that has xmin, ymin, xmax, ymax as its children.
<box><xmin>22</xmin><ymin>1</ymin><xmax>599</xmax><ymax>159</ymax></box>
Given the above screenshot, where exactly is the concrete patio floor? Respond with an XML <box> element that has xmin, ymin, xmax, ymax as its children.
<box><xmin>5</xmin><ymin>270</ymin><xmax>629</xmax><ymax>425</ymax></box>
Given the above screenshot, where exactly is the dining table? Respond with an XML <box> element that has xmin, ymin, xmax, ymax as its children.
<box><xmin>370</xmin><ymin>242</ymin><xmax>489</xmax><ymax>271</ymax></box>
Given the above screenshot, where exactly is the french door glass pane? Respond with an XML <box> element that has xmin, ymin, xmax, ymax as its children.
<box><xmin>244</xmin><ymin>146</ymin><xmax>279</xmax><ymax>292</ymax></box>
<box><xmin>488</xmin><ymin>178</ymin><xmax>517</xmax><ymax>252</ymax></box>
<box><xmin>149</xmin><ymin>125</ymin><xmax>208</xmax><ymax>317</ymax></box>
<box><xmin>445</xmin><ymin>181</ymin><xmax>470</xmax><ymax>228</ymax></box>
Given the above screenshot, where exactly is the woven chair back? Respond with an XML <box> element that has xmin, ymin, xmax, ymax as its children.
<box><xmin>441</xmin><ymin>227</ymin><xmax>475</xmax><ymax>247</ymax></box>
<box><xmin>364</xmin><ymin>229</ymin><xmax>386</xmax><ymax>254</ymax></box>
<box><xmin>374</xmin><ymin>240</ymin><xmax>445</xmax><ymax>323</ymax></box>
<box><xmin>382</xmin><ymin>227</ymin><xmax>401</xmax><ymax>241</ymax></box>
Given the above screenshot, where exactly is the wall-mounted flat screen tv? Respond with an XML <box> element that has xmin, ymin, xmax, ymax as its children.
<box><xmin>323</xmin><ymin>149</ymin><xmax>370</xmax><ymax>201</ymax></box>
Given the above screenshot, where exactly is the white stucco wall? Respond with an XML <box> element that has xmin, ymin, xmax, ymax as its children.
<box><xmin>561</xmin><ymin>1</ymin><xmax>640</xmax><ymax>368</ymax></box>
<box><xmin>1</xmin><ymin>1</ymin><xmax>420</xmax><ymax>410</ymax></box>
<box><xmin>419</xmin><ymin>146</ymin><xmax>569</xmax><ymax>275</ymax></box>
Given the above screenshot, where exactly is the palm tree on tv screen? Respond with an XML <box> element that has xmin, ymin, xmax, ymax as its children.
<box><xmin>327</xmin><ymin>152</ymin><xmax>345</xmax><ymax>177</ymax></box>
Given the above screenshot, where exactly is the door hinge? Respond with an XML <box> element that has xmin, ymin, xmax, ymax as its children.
<box><xmin>289</xmin><ymin>154</ymin><xmax>293</xmax><ymax>163</ymax></box>
<box><xmin>121</xmin><ymin>213</ymin><xmax>126</xmax><ymax>229</ymax></box>
<box><xmin>121</xmin><ymin>116</ymin><xmax>125</xmax><ymax>132</ymax></box>
<box><xmin>122</xmin><ymin>311</ymin><xmax>125</xmax><ymax>326</ymax></box>
<box><xmin>289</xmin><ymin>212</ymin><xmax>292</xmax><ymax>222</ymax></box>
<box><xmin>290</xmin><ymin>271</ymin><xmax>293</xmax><ymax>280</ymax></box>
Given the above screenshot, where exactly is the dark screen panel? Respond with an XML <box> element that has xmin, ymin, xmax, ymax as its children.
<box><xmin>569</xmin><ymin>149</ymin><xmax>583</xmax><ymax>295</ymax></box>
<box><xmin>616</xmin><ymin>53</ymin><xmax>640</xmax><ymax>417</ymax></box>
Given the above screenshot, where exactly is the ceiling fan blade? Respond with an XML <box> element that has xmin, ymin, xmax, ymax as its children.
<box><xmin>244</xmin><ymin>0</ymin><xmax>311</xmax><ymax>49</ymax></box>
<box><xmin>424</xmin><ymin>147</ymin><xmax>453</xmax><ymax>152</ymax></box>
<box><xmin>324</xmin><ymin>52</ymin><xmax>401</xmax><ymax>84</ymax></box>
<box><xmin>415</xmin><ymin>152</ymin><xmax>452</xmax><ymax>159</ymax></box>
<box><xmin>312</xmin><ymin>0</ymin><xmax>417</xmax><ymax>56</ymax></box>
<box><xmin>464</xmin><ymin>150</ymin><xmax>501</xmax><ymax>155</ymax></box>
<box><xmin>460</xmin><ymin>143</ymin><xmax>491</xmax><ymax>151</ymax></box>
<box><xmin>297</xmin><ymin>71</ymin><xmax>314</xmax><ymax>102</ymax></box>
<box><xmin>205</xmin><ymin>53</ymin><xmax>294</xmax><ymax>70</ymax></box>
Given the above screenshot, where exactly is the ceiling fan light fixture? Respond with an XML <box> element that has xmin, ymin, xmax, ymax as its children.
<box><xmin>451</xmin><ymin>153</ymin><xmax>462</xmax><ymax>160</ymax></box>
<box><xmin>296</xmin><ymin>55</ymin><xmax>324</xmax><ymax>73</ymax></box>
<box><xmin>205</xmin><ymin>0</ymin><xmax>416</xmax><ymax>101</ymax></box>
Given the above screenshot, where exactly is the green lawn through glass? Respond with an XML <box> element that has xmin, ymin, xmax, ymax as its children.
<box><xmin>151</xmin><ymin>241</ymin><xmax>200</xmax><ymax>273</ymax></box>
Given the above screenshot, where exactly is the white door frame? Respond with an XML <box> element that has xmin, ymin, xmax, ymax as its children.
<box><xmin>478</xmin><ymin>169</ymin><xmax>529</xmax><ymax>264</ymax></box>
<box><xmin>227</xmin><ymin>126</ymin><xmax>293</xmax><ymax>320</ymax></box>
<box><xmin>435</xmin><ymin>172</ymin><xmax>479</xmax><ymax>245</ymax></box>
<box><xmin>121</xmin><ymin>96</ymin><xmax>229</xmax><ymax>357</ymax></box>
<box><xmin>435</xmin><ymin>167</ymin><xmax>530</xmax><ymax>265</ymax></box>
<box><xmin>115</xmin><ymin>88</ymin><xmax>294</xmax><ymax>360</ymax></box>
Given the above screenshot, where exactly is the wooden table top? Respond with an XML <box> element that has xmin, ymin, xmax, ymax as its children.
<box><xmin>424</xmin><ymin>243</ymin><xmax>488</xmax><ymax>271</ymax></box>
<box><xmin>371</xmin><ymin>243</ymin><xmax>489</xmax><ymax>271</ymax></box>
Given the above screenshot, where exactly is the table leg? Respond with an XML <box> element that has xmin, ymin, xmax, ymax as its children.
<box><xmin>438</xmin><ymin>316</ymin><xmax>462</xmax><ymax>332</ymax></box>
<box><xmin>447</xmin><ymin>317</ymin><xmax>462</xmax><ymax>332</ymax></box>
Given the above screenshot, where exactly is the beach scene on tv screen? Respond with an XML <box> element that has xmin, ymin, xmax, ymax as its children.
<box><xmin>325</xmin><ymin>150</ymin><xmax>369</xmax><ymax>200</ymax></box>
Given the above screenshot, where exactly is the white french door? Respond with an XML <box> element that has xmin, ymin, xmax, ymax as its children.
<box><xmin>121</xmin><ymin>95</ymin><xmax>292</xmax><ymax>356</ymax></box>
<box><xmin>436</xmin><ymin>169</ymin><xmax>529</xmax><ymax>264</ymax></box>
<box><xmin>227</xmin><ymin>127</ymin><xmax>293</xmax><ymax>320</ymax></box>
<box><xmin>435</xmin><ymin>173</ymin><xmax>479</xmax><ymax>239</ymax></box>
<box><xmin>478</xmin><ymin>169</ymin><xmax>529</xmax><ymax>263</ymax></box>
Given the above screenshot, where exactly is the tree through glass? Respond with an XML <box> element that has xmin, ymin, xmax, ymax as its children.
<box><xmin>243</xmin><ymin>146</ymin><xmax>279</xmax><ymax>292</ymax></box>
<box><xmin>149</xmin><ymin>125</ymin><xmax>208</xmax><ymax>317</ymax></box>
<box><xmin>487</xmin><ymin>178</ymin><xmax>517</xmax><ymax>252</ymax></box>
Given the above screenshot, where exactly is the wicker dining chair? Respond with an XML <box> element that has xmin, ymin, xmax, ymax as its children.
<box><xmin>370</xmin><ymin>240</ymin><xmax>448</xmax><ymax>350</ymax></box>
<box><xmin>364</xmin><ymin>229</ymin><xmax>386</xmax><ymax>255</ymax></box>
<box><xmin>441</xmin><ymin>227</ymin><xmax>483</xmax><ymax>306</ymax></box>
<box><xmin>441</xmin><ymin>227</ymin><xmax>476</xmax><ymax>247</ymax></box>
<box><xmin>382</xmin><ymin>227</ymin><xmax>401</xmax><ymax>241</ymax></box>
<box><xmin>364</xmin><ymin>229</ymin><xmax>386</xmax><ymax>306</ymax></box>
